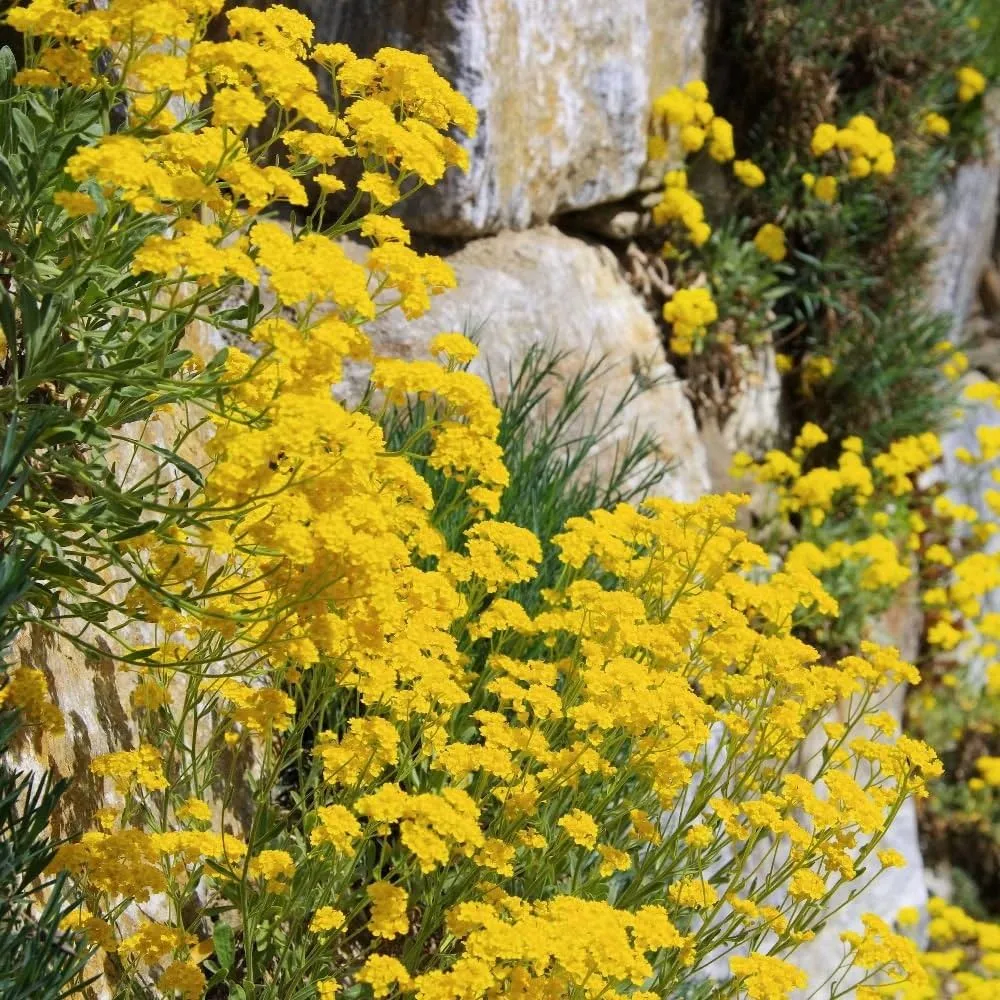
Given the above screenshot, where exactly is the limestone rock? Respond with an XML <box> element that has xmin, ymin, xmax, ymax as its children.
<box><xmin>701</xmin><ymin>344</ymin><xmax>783</xmax><ymax>493</ymax></box>
<box><xmin>980</xmin><ymin>261</ymin><xmax>1000</xmax><ymax>318</ymax></box>
<box><xmin>299</xmin><ymin>0</ymin><xmax>708</xmax><ymax>235</ymax></box>
<box><xmin>347</xmin><ymin>226</ymin><xmax>711</xmax><ymax>500</ymax></box>
<box><xmin>926</xmin><ymin>93</ymin><xmax>1000</xmax><ymax>336</ymax></box>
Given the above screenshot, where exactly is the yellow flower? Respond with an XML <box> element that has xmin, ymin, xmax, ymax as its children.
<box><xmin>733</xmin><ymin>159</ymin><xmax>766</xmax><ymax>187</ymax></box>
<box><xmin>157</xmin><ymin>961</ymin><xmax>205</xmax><ymax>1000</ymax></box>
<box><xmin>357</xmin><ymin>955</ymin><xmax>411</xmax><ymax>998</ymax></box>
<box><xmin>680</xmin><ymin>124</ymin><xmax>706</xmax><ymax>152</ymax></box>
<box><xmin>367</xmin><ymin>882</ymin><xmax>409</xmax><ymax>938</ymax></box>
<box><xmin>810</xmin><ymin>123</ymin><xmax>839</xmax><ymax>156</ymax></box>
<box><xmin>956</xmin><ymin>66</ymin><xmax>987</xmax><ymax>103</ymax></box>
<box><xmin>309</xmin><ymin>907</ymin><xmax>347</xmax><ymax>934</ymax></box>
<box><xmin>922</xmin><ymin>111</ymin><xmax>951</xmax><ymax>138</ymax></box>
<box><xmin>91</xmin><ymin>745</ymin><xmax>168</xmax><ymax>792</ymax></box>
<box><xmin>668</xmin><ymin>876</ymin><xmax>718</xmax><ymax>909</ymax></box>
<box><xmin>813</xmin><ymin>175</ymin><xmax>838</xmax><ymax>204</ymax></box>
<box><xmin>176</xmin><ymin>798</ymin><xmax>212</xmax><ymax>825</ymax></box>
<box><xmin>249</xmin><ymin>850</ymin><xmax>296</xmax><ymax>893</ymax></box>
<box><xmin>663</xmin><ymin>286</ymin><xmax>718</xmax><ymax>355</ymax></box>
<box><xmin>557</xmin><ymin>809</ymin><xmax>599</xmax><ymax>849</ymax></box>
<box><xmin>0</xmin><ymin>667</ymin><xmax>63</xmax><ymax>734</ymax></box>
<box><xmin>753</xmin><ymin>222</ymin><xmax>786</xmax><ymax>262</ymax></box>
<box><xmin>789</xmin><ymin>869</ymin><xmax>827</xmax><ymax>900</ymax></box>
<box><xmin>707</xmin><ymin>116</ymin><xmax>735</xmax><ymax>162</ymax></box>
<box><xmin>53</xmin><ymin>190</ymin><xmax>97</xmax><ymax>216</ymax></box>
<box><xmin>730</xmin><ymin>954</ymin><xmax>807</xmax><ymax>999</ymax></box>
<box><xmin>430</xmin><ymin>332</ymin><xmax>478</xmax><ymax>365</ymax></box>
<box><xmin>877</xmin><ymin>849</ymin><xmax>907</xmax><ymax>869</ymax></box>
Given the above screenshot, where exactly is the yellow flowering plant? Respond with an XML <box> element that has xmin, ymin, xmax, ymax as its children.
<box><xmin>0</xmin><ymin>5</ymin><xmax>958</xmax><ymax>1000</ymax></box>
<box><xmin>732</xmin><ymin>422</ymin><xmax>945</xmax><ymax>652</ymax></box>
<box><xmin>900</xmin><ymin>379</ymin><xmax>1000</xmax><ymax>914</ymax></box>
<box><xmin>888</xmin><ymin>899</ymin><xmax>1000</xmax><ymax>999</ymax></box>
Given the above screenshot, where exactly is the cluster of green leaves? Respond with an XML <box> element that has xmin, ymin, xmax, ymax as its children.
<box><xmin>666</xmin><ymin>217</ymin><xmax>791</xmax><ymax>418</ymax></box>
<box><xmin>0</xmin><ymin>712</ymin><xmax>92</xmax><ymax>999</ymax></box>
<box><xmin>709</xmin><ymin>0</ymin><xmax>990</xmax><ymax>449</ymax></box>
<box><xmin>381</xmin><ymin>344</ymin><xmax>667</xmax><ymax>609</ymax></box>
<box><xmin>0</xmin><ymin>46</ymin><xmax>235</xmax><ymax>651</ymax></box>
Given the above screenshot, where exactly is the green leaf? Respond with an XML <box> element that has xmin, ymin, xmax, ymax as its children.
<box><xmin>0</xmin><ymin>47</ymin><xmax>16</xmax><ymax>86</ymax></box>
<box><xmin>0</xmin><ymin>154</ymin><xmax>20</xmax><ymax>205</ymax></box>
<box><xmin>213</xmin><ymin>922</ymin><xmax>235</xmax><ymax>972</ymax></box>
<box><xmin>149</xmin><ymin>444</ymin><xmax>205</xmax><ymax>487</ymax></box>
<box><xmin>12</xmin><ymin>108</ymin><xmax>36</xmax><ymax>155</ymax></box>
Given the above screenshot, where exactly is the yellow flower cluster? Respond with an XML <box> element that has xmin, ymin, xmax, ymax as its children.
<box><xmin>810</xmin><ymin>114</ymin><xmax>896</xmax><ymax>180</ymax></box>
<box><xmin>892</xmin><ymin>899</ymin><xmax>1000</xmax><ymax>999</ymax></box>
<box><xmin>732</xmin><ymin>424</ymin><xmax>949</xmax><ymax>662</ymax></box>
<box><xmin>649</xmin><ymin>79</ymin><xmax>754</xmax><ymax>249</ymax></box>
<box><xmin>753</xmin><ymin>222</ymin><xmax>787</xmax><ymax>263</ymax></box>
<box><xmin>922</xmin><ymin>111</ymin><xmax>951</xmax><ymax>138</ymax></box>
<box><xmin>651</xmin><ymin>80</ymin><xmax>735</xmax><ymax>162</ymax></box>
<box><xmin>957</xmin><ymin>65</ymin><xmax>987</xmax><ymax>103</ymax></box>
<box><xmin>0</xmin><ymin>666</ymin><xmax>64</xmax><ymax>734</ymax></box>
<box><xmin>662</xmin><ymin>286</ymin><xmax>719</xmax><ymax>355</ymax></box>
<box><xmin>651</xmin><ymin>169</ymin><xmax>711</xmax><ymax>247</ymax></box>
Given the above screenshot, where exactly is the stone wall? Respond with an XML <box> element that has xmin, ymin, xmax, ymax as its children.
<box><xmin>300</xmin><ymin>0</ymin><xmax>708</xmax><ymax>235</ymax></box>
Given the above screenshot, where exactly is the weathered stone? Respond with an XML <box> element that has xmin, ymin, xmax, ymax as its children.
<box><xmin>700</xmin><ymin>344</ymin><xmax>783</xmax><ymax>493</ymax></box>
<box><xmin>299</xmin><ymin>0</ymin><xmax>708</xmax><ymax>235</ymax></box>
<box><xmin>346</xmin><ymin>226</ymin><xmax>712</xmax><ymax>500</ymax></box>
<box><xmin>980</xmin><ymin>261</ymin><xmax>1000</xmax><ymax>318</ymax></box>
<box><xmin>926</xmin><ymin>93</ymin><xmax>1000</xmax><ymax>336</ymax></box>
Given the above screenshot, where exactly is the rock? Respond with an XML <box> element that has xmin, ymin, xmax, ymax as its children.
<box><xmin>926</xmin><ymin>93</ymin><xmax>1000</xmax><ymax>337</ymax></box>
<box><xmin>980</xmin><ymin>262</ymin><xmax>1000</xmax><ymax>319</ymax></box>
<box><xmin>347</xmin><ymin>226</ymin><xmax>712</xmax><ymax>500</ymax></box>
<box><xmin>566</xmin><ymin>202</ymin><xmax>648</xmax><ymax>241</ymax></box>
<box><xmin>299</xmin><ymin>0</ymin><xmax>708</xmax><ymax>235</ymax></box>
<box><xmin>721</xmin><ymin>346</ymin><xmax>783</xmax><ymax>452</ymax></box>
<box><xmin>709</xmin><ymin>344</ymin><xmax>783</xmax><ymax>491</ymax></box>
<box><xmin>967</xmin><ymin>337</ymin><xmax>1000</xmax><ymax>377</ymax></box>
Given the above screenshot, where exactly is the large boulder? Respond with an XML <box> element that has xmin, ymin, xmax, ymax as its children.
<box><xmin>348</xmin><ymin>226</ymin><xmax>712</xmax><ymax>500</ymax></box>
<box><xmin>300</xmin><ymin>0</ymin><xmax>708</xmax><ymax>235</ymax></box>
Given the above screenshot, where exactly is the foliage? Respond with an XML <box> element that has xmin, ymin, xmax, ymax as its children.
<box><xmin>0</xmin><ymin>712</ymin><xmax>92</xmax><ymax>999</ymax></box>
<box><xmin>0</xmin><ymin>4</ymin><xmax>956</xmax><ymax>1000</ymax></box>
<box><xmin>0</xmin><ymin>38</ymin><xmax>232</xmax><ymax>656</ymax></box>
<box><xmin>383</xmin><ymin>344</ymin><xmax>668</xmax><ymax>605</ymax></box>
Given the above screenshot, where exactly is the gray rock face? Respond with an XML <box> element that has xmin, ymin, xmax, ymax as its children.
<box><xmin>701</xmin><ymin>345</ymin><xmax>783</xmax><ymax>493</ymax></box>
<box><xmin>348</xmin><ymin>226</ymin><xmax>712</xmax><ymax>500</ymax></box>
<box><xmin>300</xmin><ymin>0</ymin><xmax>707</xmax><ymax>234</ymax></box>
<box><xmin>927</xmin><ymin>93</ymin><xmax>1000</xmax><ymax>337</ymax></box>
